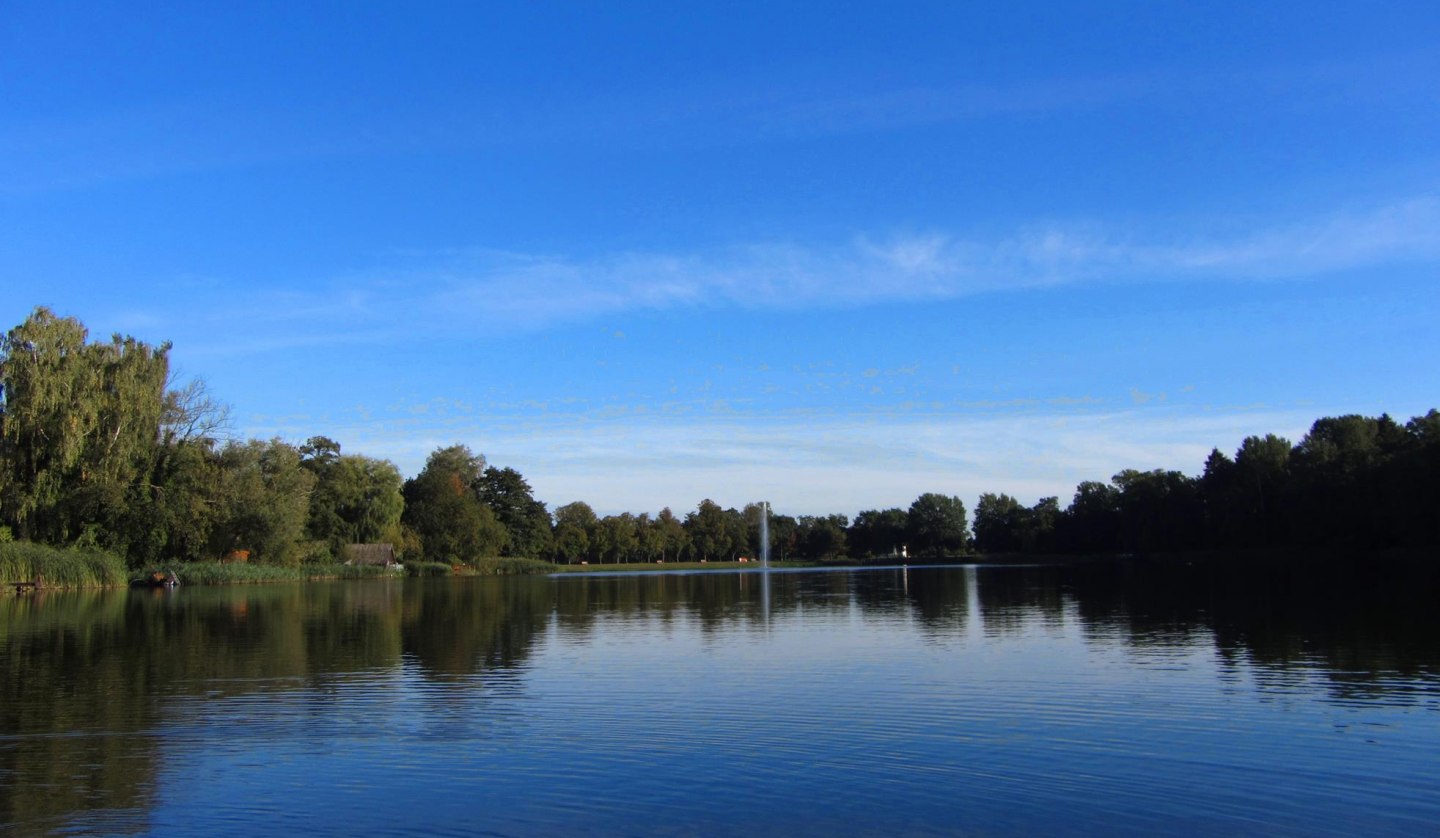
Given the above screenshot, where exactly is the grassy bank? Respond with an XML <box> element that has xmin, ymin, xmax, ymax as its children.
<box><xmin>552</xmin><ymin>560</ymin><xmax>818</xmax><ymax>573</ymax></box>
<box><xmin>407</xmin><ymin>557</ymin><xmax>558</xmax><ymax>577</ymax></box>
<box><xmin>1</xmin><ymin>542</ymin><xmax>130</xmax><ymax>590</ymax></box>
<box><xmin>133</xmin><ymin>562</ymin><xmax>398</xmax><ymax>586</ymax></box>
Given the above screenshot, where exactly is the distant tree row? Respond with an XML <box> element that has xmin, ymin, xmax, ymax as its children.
<box><xmin>540</xmin><ymin>491</ymin><xmax>971</xmax><ymax>565</ymax></box>
<box><xmin>2</xmin><ymin>308</ymin><xmax>1435</xmax><ymax>567</ymax></box>
<box><xmin>971</xmin><ymin>412</ymin><xmax>1440</xmax><ymax>556</ymax></box>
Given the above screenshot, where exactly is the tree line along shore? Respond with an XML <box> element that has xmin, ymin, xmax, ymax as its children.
<box><xmin>2</xmin><ymin>307</ymin><xmax>1436</xmax><ymax>589</ymax></box>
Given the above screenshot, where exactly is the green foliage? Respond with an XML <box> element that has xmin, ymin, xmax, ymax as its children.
<box><xmin>795</xmin><ymin>514</ymin><xmax>849</xmax><ymax>560</ymax></box>
<box><xmin>6</xmin><ymin>311</ymin><xmax>1439</xmax><ymax>573</ymax></box>
<box><xmin>1055</xmin><ymin>481</ymin><xmax>1121</xmax><ymax>553</ymax></box>
<box><xmin>474</xmin><ymin>466</ymin><xmax>553</xmax><ymax>558</ymax></box>
<box><xmin>982</xmin><ymin>493</ymin><xmax>1029</xmax><ymax>552</ymax></box>
<box><xmin>765</xmin><ymin>512</ymin><xmax>798</xmax><ymax>560</ymax></box>
<box><xmin>907</xmin><ymin>493</ymin><xmax>970</xmax><ymax>558</ymax></box>
<box><xmin>551</xmin><ymin>501</ymin><xmax>596</xmax><ymax>564</ymax></box>
<box><xmin>684</xmin><ymin>499</ymin><xmax>736</xmax><ymax>561</ymax></box>
<box><xmin>652</xmin><ymin>507</ymin><xmax>689</xmax><ymax>562</ymax></box>
<box><xmin>849</xmin><ymin>508</ymin><xmax>909</xmax><ymax>557</ymax></box>
<box><xmin>974</xmin><ymin>493</ymin><xmax>1026</xmax><ymax>553</ymax></box>
<box><xmin>0</xmin><ymin>542</ymin><xmax>128</xmax><ymax>589</ymax></box>
<box><xmin>301</xmin><ymin>439</ymin><xmax>405</xmax><ymax>557</ymax></box>
<box><xmin>402</xmin><ymin>445</ymin><xmax>507</xmax><ymax>564</ymax></box>
<box><xmin>0</xmin><ymin>307</ymin><xmax>169</xmax><ymax>547</ymax></box>
<box><xmin>594</xmin><ymin>513</ymin><xmax>640</xmax><ymax>563</ymax></box>
<box><xmin>124</xmin><ymin>438</ymin><xmax>221</xmax><ymax>567</ymax></box>
<box><xmin>132</xmin><ymin>561</ymin><xmax>395</xmax><ymax>585</ymax></box>
<box><xmin>207</xmin><ymin>439</ymin><xmax>316</xmax><ymax>564</ymax></box>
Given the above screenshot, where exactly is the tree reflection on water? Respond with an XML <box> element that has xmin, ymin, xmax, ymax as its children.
<box><xmin>3</xmin><ymin>560</ymin><xmax>1437</xmax><ymax>830</ymax></box>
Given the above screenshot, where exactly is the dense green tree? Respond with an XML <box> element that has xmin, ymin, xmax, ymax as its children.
<box><xmin>1055</xmin><ymin>480</ymin><xmax>1121</xmax><ymax>553</ymax></box>
<box><xmin>122</xmin><ymin>437</ymin><xmax>221</xmax><ymax>566</ymax></box>
<box><xmin>906</xmin><ymin>493</ymin><xmax>969</xmax><ymax>558</ymax></box>
<box><xmin>721</xmin><ymin>506</ymin><xmax>749</xmax><ymax>561</ymax></box>
<box><xmin>974</xmin><ymin>493</ymin><xmax>1025</xmax><ymax>553</ymax></box>
<box><xmin>6</xmin><ymin>308</ymin><xmax>1440</xmax><ymax>572</ymax></box>
<box><xmin>1290</xmin><ymin>415</ymin><xmax>1401</xmax><ymax>549</ymax></box>
<box><xmin>0</xmin><ymin>308</ymin><xmax>169</xmax><ymax>546</ymax></box>
<box><xmin>849</xmin><ymin>508</ymin><xmax>909</xmax><ymax>557</ymax></box>
<box><xmin>1026</xmin><ymin>497</ymin><xmax>1060</xmax><ymax>552</ymax></box>
<box><xmin>594</xmin><ymin>513</ymin><xmax>640</xmax><ymax>563</ymax></box>
<box><xmin>120</xmin><ymin>375</ymin><xmax>233</xmax><ymax>567</ymax></box>
<box><xmin>402</xmin><ymin>445</ymin><xmax>506</xmax><ymax>563</ymax></box>
<box><xmin>974</xmin><ymin>494</ymin><xmax>1059</xmax><ymax>554</ymax></box>
<box><xmin>684</xmin><ymin>499</ymin><xmax>730</xmax><ymax>561</ymax></box>
<box><xmin>766</xmin><ymin>513</ymin><xmax>799</xmax><ymax>560</ymax></box>
<box><xmin>1202</xmin><ymin>434</ymin><xmax>1294</xmax><ymax>548</ymax></box>
<box><xmin>552</xmin><ymin>501</ymin><xmax>598</xmax><ymax>564</ymax></box>
<box><xmin>1111</xmin><ymin>469</ymin><xmax>1204</xmax><ymax>553</ymax></box>
<box><xmin>475</xmin><ymin>466</ymin><xmax>553</xmax><ymax>558</ymax></box>
<box><xmin>301</xmin><ymin>437</ymin><xmax>405</xmax><ymax>559</ymax></box>
<box><xmin>207</xmin><ymin>439</ymin><xmax>316</xmax><ymax>564</ymax></box>
<box><xmin>796</xmin><ymin>514</ymin><xmax>849</xmax><ymax>560</ymax></box>
<box><xmin>1393</xmin><ymin>410</ymin><xmax>1440</xmax><ymax>547</ymax></box>
<box><xmin>651</xmin><ymin>507</ymin><xmax>689</xmax><ymax>562</ymax></box>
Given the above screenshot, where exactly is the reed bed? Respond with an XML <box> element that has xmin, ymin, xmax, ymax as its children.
<box><xmin>0</xmin><ymin>542</ymin><xmax>129</xmax><ymax>590</ymax></box>
<box><xmin>405</xmin><ymin>558</ymin><xmax>556</xmax><ymax>577</ymax></box>
<box><xmin>403</xmin><ymin>561</ymin><xmax>452</xmax><ymax>577</ymax></box>
<box><xmin>133</xmin><ymin>562</ymin><xmax>397</xmax><ymax>586</ymax></box>
<box><xmin>471</xmin><ymin>557</ymin><xmax>556</xmax><ymax>576</ymax></box>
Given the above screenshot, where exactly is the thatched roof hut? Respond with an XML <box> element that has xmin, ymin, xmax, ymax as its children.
<box><xmin>343</xmin><ymin>543</ymin><xmax>397</xmax><ymax>567</ymax></box>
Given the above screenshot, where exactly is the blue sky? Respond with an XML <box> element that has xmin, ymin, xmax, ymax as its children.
<box><xmin>3</xmin><ymin>2</ymin><xmax>1438</xmax><ymax>516</ymax></box>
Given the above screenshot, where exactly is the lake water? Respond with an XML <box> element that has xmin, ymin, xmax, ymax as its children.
<box><xmin>3</xmin><ymin>561</ymin><xmax>1438</xmax><ymax>836</ymax></box>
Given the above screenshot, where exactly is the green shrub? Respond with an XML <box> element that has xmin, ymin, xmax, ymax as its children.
<box><xmin>297</xmin><ymin>540</ymin><xmax>335</xmax><ymax>564</ymax></box>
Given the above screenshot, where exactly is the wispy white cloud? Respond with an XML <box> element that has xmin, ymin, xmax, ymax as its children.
<box><xmin>261</xmin><ymin>406</ymin><xmax>1315</xmax><ymax>518</ymax></box>
<box><xmin>137</xmin><ymin>194</ymin><xmax>1440</xmax><ymax>356</ymax></box>
<box><xmin>382</xmin><ymin>195</ymin><xmax>1440</xmax><ymax>324</ymax></box>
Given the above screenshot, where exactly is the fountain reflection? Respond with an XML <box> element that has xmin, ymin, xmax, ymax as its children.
<box><xmin>3</xmin><ymin>558</ymin><xmax>1438</xmax><ymax>832</ymax></box>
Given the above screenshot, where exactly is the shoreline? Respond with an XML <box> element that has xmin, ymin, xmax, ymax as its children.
<box><xmin>7</xmin><ymin>546</ymin><xmax>1435</xmax><ymax>593</ymax></box>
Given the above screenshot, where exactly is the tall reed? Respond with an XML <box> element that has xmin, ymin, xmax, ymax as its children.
<box><xmin>133</xmin><ymin>562</ymin><xmax>398</xmax><ymax>586</ymax></box>
<box><xmin>0</xmin><ymin>542</ymin><xmax>129</xmax><ymax>590</ymax></box>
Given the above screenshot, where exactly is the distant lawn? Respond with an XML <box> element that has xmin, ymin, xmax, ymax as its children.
<box><xmin>552</xmin><ymin>560</ymin><xmax>814</xmax><ymax>573</ymax></box>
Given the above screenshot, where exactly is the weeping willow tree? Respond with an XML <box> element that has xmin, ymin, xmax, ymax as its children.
<box><xmin>0</xmin><ymin>307</ymin><xmax>170</xmax><ymax>546</ymax></box>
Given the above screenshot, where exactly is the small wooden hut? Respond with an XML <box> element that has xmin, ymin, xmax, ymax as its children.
<box><xmin>343</xmin><ymin>543</ymin><xmax>397</xmax><ymax>567</ymax></box>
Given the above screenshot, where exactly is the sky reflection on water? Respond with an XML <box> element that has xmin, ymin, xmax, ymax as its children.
<box><xmin>3</xmin><ymin>562</ymin><xmax>1438</xmax><ymax>835</ymax></box>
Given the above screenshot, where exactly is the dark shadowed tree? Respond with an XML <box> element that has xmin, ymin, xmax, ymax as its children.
<box><xmin>907</xmin><ymin>493</ymin><xmax>969</xmax><ymax>558</ymax></box>
<box><xmin>1112</xmin><ymin>469</ymin><xmax>1204</xmax><ymax>553</ymax></box>
<box><xmin>796</xmin><ymin>514</ymin><xmax>849</xmax><ymax>560</ymax></box>
<box><xmin>1055</xmin><ymin>480</ymin><xmax>1121</xmax><ymax>553</ymax></box>
<box><xmin>474</xmin><ymin>466</ymin><xmax>553</xmax><ymax>558</ymax></box>
<box><xmin>850</xmin><ymin>508</ymin><xmax>909</xmax><ymax>557</ymax></box>
<box><xmin>974</xmin><ymin>493</ymin><xmax>1026</xmax><ymax>554</ymax></box>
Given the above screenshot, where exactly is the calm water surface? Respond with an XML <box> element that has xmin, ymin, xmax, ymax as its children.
<box><xmin>2</xmin><ymin>562</ymin><xmax>1438</xmax><ymax>836</ymax></box>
